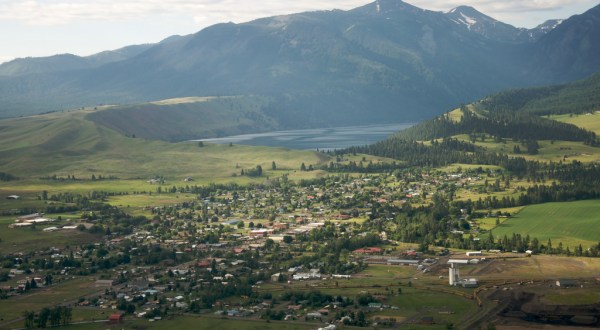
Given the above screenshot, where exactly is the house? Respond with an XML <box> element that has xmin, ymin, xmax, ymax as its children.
<box><xmin>108</xmin><ymin>313</ymin><xmax>123</xmax><ymax>324</ymax></box>
<box><xmin>318</xmin><ymin>324</ymin><xmax>336</xmax><ymax>330</ymax></box>
<box><xmin>420</xmin><ymin>316</ymin><xmax>434</xmax><ymax>324</ymax></box>
<box><xmin>353</xmin><ymin>247</ymin><xmax>382</xmax><ymax>254</ymax></box>
<box><xmin>95</xmin><ymin>279</ymin><xmax>116</xmax><ymax>287</ymax></box>
<box><xmin>250</xmin><ymin>229</ymin><xmax>273</xmax><ymax>237</ymax></box>
<box><xmin>556</xmin><ymin>279</ymin><xmax>577</xmax><ymax>287</ymax></box>
<box><xmin>196</xmin><ymin>260</ymin><xmax>211</xmax><ymax>268</ymax></box>
<box><xmin>225</xmin><ymin>219</ymin><xmax>242</xmax><ymax>226</ymax></box>
<box><xmin>272</xmin><ymin>223</ymin><xmax>288</xmax><ymax>231</ymax></box>
<box><xmin>306</xmin><ymin>312</ymin><xmax>323</xmax><ymax>319</ymax></box>
<box><xmin>466</xmin><ymin>251</ymin><xmax>482</xmax><ymax>257</ymax></box>
<box><xmin>6</xmin><ymin>195</ymin><xmax>20</xmax><ymax>200</ymax></box>
<box><xmin>16</xmin><ymin>213</ymin><xmax>43</xmax><ymax>222</ymax></box>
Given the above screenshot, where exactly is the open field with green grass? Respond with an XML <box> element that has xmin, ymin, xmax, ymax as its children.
<box><xmin>0</xmin><ymin>110</ymin><xmax>329</xmax><ymax>181</ymax></box>
<box><xmin>551</xmin><ymin>112</ymin><xmax>600</xmax><ymax>135</ymax></box>
<box><xmin>490</xmin><ymin>200</ymin><xmax>600</xmax><ymax>249</ymax></box>
<box><xmin>453</xmin><ymin>134</ymin><xmax>600</xmax><ymax>163</ymax></box>
<box><xmin>0</xmin><ymin>277</ymin><xmax>101</xmax><ymax>323</ymax></box>
<box><xmin>60</xmin><ymin>315</ymin><xmax>318</xmax><ymax>330</ymax></box>
<box><xmin>0</xmin><ymin>223</ymin><xmax>101</xmax><ymax>254</ymax></box>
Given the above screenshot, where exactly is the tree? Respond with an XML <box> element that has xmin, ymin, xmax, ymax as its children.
<box><xmin>60</xmin><ymin>306</ymin><xmax>72</xmax><ymax>326</ymax></box>
<box><xmin>271</xmin><ymin>161</ymin><xmax>277</xmax><ymax>170</ymax></box>
<box><xmin>198</xmin><ymin>141</ymin><xmax>204</xmax><ymax>147</ymax></box>
<box><xmin>283</xmin><ymin>235</ymin><xmax>293</xmax><ymax>244</ymax></box>
<box><xmin>357</xmin><ymin>310</ymin><xmax>367</xmax><ymax>326</ymax></box>
<box><xmin>37</xmin><ymin>307</ymin><xmax>50</xmax><ymax>328</ymax></box>
<box><xmin>49</xmin><ymin>307</ymin><xmax>61</xmax><ymax>326</ymax></box>
<box><xmin>264</xmin><ymin>239</ymin><xmax>275</xmax><ymax>250</ymax></box>
<box><xmin>23</xmin><ymin>310</ymin><xmax>35</xmax><ymax>329</ymax></box>
<box><xmin>300</xmin><ymin>163</ymin><xmax>307</xmax><ymax>171</ymax></box>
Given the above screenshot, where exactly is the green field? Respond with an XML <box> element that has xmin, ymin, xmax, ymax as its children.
<box><xmin>56</xmin><ymin>315</ymin><xmax>316</xmax><ymax>330</ymax></box>
<box><xmin>453</xmin><ymin>134</ymin><xmax>600</xmax><ymax>163</ymax></box>
<box><xmin>552</xmin><ymin>112</ymin><xmax>600</xmax><ymax>135</ymax></box>
<box><xmin>0</xmin><ymin>277</ymin><xmax>101</xmax><ymax>323</ymax></box>
<box><xmin>491</xmin><ymin>200</ymin><xmax>600</xmax><ymax>249</ymax></box>
<box><xmin>0</xmin><ymin>110</ymin><xmax>328</xmax><ymax>180</ymax></box>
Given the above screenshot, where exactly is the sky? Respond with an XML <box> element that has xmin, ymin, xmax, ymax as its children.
<box><xmin>0</xmin><ymin>0</ymin><xmax>598</xmax><ymax>64</ymax></box>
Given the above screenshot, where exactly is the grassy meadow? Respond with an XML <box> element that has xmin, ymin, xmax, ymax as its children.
<box><xmin>551</xmin><ymin>112</ymin><xmax>600</xmax><ymax>135</ymax></box>
<box><xmin>490</xmin><ymin>200</ymin><xmax>600</xmax><ymax>249</ymax></box>
<box><xmin>61</xmin><ymin>316</ymin><xmax>317</xmax><ymax>330</ymax></box>
<box><xmin>0</xmin><ymin>110</ymin><xmax>328</xmax><ymax>181</ymax></box>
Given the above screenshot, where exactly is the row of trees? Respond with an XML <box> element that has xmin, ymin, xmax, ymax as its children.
<box><xmin>23</xmin><ymin>306</ymin><xmax>72</xmax><ymax>328</ymax></box>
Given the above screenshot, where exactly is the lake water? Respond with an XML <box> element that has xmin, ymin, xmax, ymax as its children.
<box><xmin>197</xmin><ymin>123</ymin><xmax>413</xmax><ymax>150</ymax></box>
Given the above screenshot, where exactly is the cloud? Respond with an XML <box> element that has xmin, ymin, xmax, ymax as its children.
<box><xmin>410</xmin><ymin>0</ymin><xmax>594</xmax><ymax>14</ymax></box>
<box><xmin>0</xmin><ymin>0</ymin><xmax>369</xmax><ymax>26</ymax></box>
<box><xmin>0</xmin><ymin>0</ymin><xmax>595</xmax><ymax>29</ymax></box>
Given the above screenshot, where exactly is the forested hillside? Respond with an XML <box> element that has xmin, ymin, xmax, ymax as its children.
<box><xmin>392</xmin><ymin>73</ymin><xmax>600</xmax><ymax>143</ymax></box>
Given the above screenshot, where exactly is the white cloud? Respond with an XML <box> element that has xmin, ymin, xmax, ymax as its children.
<box><xmin>0</xmin><ymin>0</ymin><xmax>595</xmax><ymax>28</ymax></box>
<box><xmin>0</xmin><ymin>0</ymin><xmax>370</xmax><ymax>26</ymax></box>
<box><xmin>411</xmin><ymin>0</ymin><xmax>592</xmax><ymax>12</ymax></box>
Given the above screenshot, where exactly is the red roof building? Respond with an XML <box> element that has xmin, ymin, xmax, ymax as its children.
<box><xmin>353</xmin><ymin>247</ymin><xmax>383</xmax><ymax>254</ymax></box>
<box><xmin>108</xmin><ymin>313</ymin><xmax>123</xmax><ymax>324</ymax></box>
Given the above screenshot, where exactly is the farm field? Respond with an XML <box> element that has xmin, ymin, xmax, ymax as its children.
<box><xmin>551</xmin><ymin>112</ymin><xmax>600</xmax><ymax>135</ymax></box>
<box><xmin>490</xmin><ymin>200</ymin><xmax>600</xmax><ymax>249</ymax></box>
<box><xmin>0</xmin><ymin>277</ymin><xmax>101</xmax><ymax>325</ymax></box>
<box><xmin>459</xmin><ymin>254</ymin><xmax>600</xmax><ymax>280</ymax></box>
<box><xmin>453</xmin><ymin>134</ymin><xmax>600</xmax><ymax>163</ymax></box>
<box><xmin>38</xmin><ymin>315</ymin><xmax>317</xmax><ymax>330</ymax></box>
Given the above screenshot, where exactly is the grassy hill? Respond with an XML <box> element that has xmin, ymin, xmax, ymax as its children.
<box><xmin>86</xmin><ymin>96</ymin><xmax>280</xmax><ymax>141</ymax></box>
<box><xmin>0</xmin><ymin>108</ymin><xmax>326</xmax><ymax>180</ymax></box>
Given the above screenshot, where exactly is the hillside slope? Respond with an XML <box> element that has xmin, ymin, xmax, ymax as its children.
<box><xmin>86</xmin><ymin>96</ymin><xmax>279</xmax><ymax>141</ymax></box>
<box><xmin>394</xmin><ymin>72</ymin><xmax>600</xmax><ymax>142</ymax></box>
<box><xmin>0</xmin><ymin>110</ymin><xmax>324</xmax><ymax>179</ymax></box>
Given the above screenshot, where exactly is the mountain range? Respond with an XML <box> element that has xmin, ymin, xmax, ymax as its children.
<box><xmin>1</xmin><ymin>0</ymin><xmax>599</xmax><ymax>136</ymax></box>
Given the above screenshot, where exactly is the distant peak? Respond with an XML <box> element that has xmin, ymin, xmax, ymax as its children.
<box><xmin>370</xmin><ymin>0</ymin><xmax>419</xmax><ymax>12</ymax></box>
<box><xmin>534</xmin><ymin>19</ymin><xmax>564</xmax><ymax>30</ymax></box>
<box><xmin>448</xmin><ymin>5</ymin><xmax>486</xmax><ymax>17</ymax></box>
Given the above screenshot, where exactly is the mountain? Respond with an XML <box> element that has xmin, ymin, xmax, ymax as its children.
<box><xmin>524</xmin><ymin>4</ymin><xmax>600</xmax><ymax>84</ymax></box>
<box><xmin>0</xmin><ymin>44</ymin><xmax>153</xmax><ymax>77</ymax></box>
<box><xmin>0</xmin><ymin>0</ymin><xmax>598</xmax><ymax>135</ymax></box>
<box><xmin>445</xmin><ymin>6</ymin><xmax>532</xmax><ymax>43</ymax></box>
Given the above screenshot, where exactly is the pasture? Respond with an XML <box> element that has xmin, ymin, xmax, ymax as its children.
<box><xmin>57</xmin><ymin>315</ymin><xmax>316</xmax><ymax>330</ymax></box>
<box><xmin>551</xmin><ymin>112</ymin><xmax>600</xmax><ymax>135</ymax></box>
<box><xmin>0</xmin><ymin>277</ymin><xmax>101</xmax><ymax>324</ymax></box>
<box><xmin>491</xmin><ymin>200</ymin><xmax>600</xmax><ymax>249</ymax></box>
<box><xmin>462</xmin><ymin>255</ymin><xmax>600</xmax><ymax>280</ymax></box>
<box><xmin>0</xmin><ymin>110</ymin><xmax>328</xmax><ymax>181</ymax></box>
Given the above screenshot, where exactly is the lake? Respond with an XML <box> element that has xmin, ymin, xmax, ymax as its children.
<box><xmin>197</xmin><ymin>123</ymin><xmax>413</xmax><ymax>150</ymax></box>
